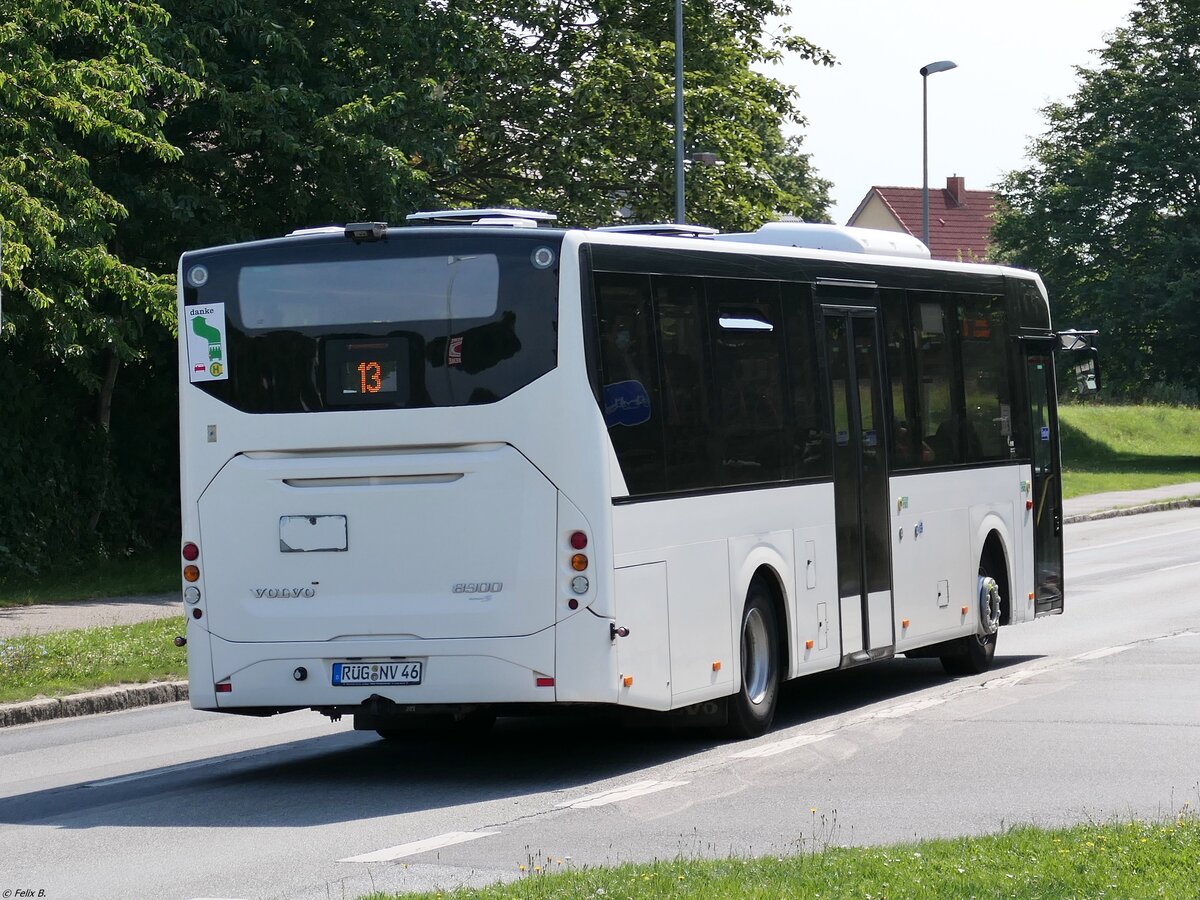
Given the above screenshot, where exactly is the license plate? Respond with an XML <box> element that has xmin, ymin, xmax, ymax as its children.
<box><xmin>332</xmin><ymin>660</ymin><xmax>423</xmax><ymax>686</ymax></box>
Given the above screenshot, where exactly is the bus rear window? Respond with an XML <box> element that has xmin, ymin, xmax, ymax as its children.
<box><xmin>238</xmin><ymin>254</ymin><xmax>500</xmax><ymax>328</ymax></box>
<box><xmin>182</xmin><ymin>233</ymin><xmax>560</xmax><ymax>414</ymax></box>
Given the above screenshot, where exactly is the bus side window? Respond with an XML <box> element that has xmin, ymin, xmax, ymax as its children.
<box><xmin>707</xmin><ymin>279</ymin><xmax>788</xmax><ymax>486</ymax></box>
<box><xmin>652</xmin><ymin>275</ymin><xmax>714</xmax><ymax>492</ymax></box>
<box><xmin>958</xmin><ymin>294</ymin><xmax>1013</xmax><ymax>461</ymax></box>
<box><xmin>910</xmin><ymin>295</ymin><xmax>962</xmax><ymax>466</ymax></box>
<box><xmin>882</xmin><ymin>289</ymin><xmax>920</xmax><ymax>469</ymax></box>
<box><xmin>595</xmin><ymin>272</ymin><xmax>666</xmax><ymax>495</ymax></box>
<box><xmin>782</xmin><ymin>282</ymin><xmax>830</xmax><ymax>479</ymax></box>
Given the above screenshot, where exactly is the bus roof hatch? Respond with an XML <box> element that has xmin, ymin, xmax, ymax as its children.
<box><xmin>405</xmin><ymin>209</ymin><xmax>557</xmax><ymax>228</ymax></box>
<box><xmin>715</xmin><ymin>222</ymin><xmax>931</xmax><ymax>259</ymax></box>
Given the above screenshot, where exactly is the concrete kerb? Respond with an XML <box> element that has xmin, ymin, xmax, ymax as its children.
<box><xmin>0</xmin><ymin>681</ymin><xmax>189</xmax><ymax>728</ymax></box>
<box><xmin>1063</xmin><ymin>496</ymin><xmax>1200</xmax><ymax>525</ymax></box>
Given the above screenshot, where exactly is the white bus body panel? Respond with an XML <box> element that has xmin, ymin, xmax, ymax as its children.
<box><xmin>197</xmin><ymin>445</ymin><xmax>556</xmax><ymax>644</ymax></box>
<box><xmin>889</xmin><ymin>465</ymin><xmax>1028</xmax><ymax>649</ymax></box>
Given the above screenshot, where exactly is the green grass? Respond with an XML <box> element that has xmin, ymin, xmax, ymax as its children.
<box><xmin>0</xmin><ymin>546</ymin><xmax>178</xmax><ymax>607</ymax></box>
<box><xmin>367</xmin><ymin>818</ymin><xmax>1200</xmax><ymax>899</ymax></box>
<box><xmin>0</xmin><ymin>617</ymin><xmax>186</xmax><ymax>704</ymax></box>
<box><xmin>1059</xmin><ymin>404</ymin><xmax>1200</xmax><ymax>498</ymax></box>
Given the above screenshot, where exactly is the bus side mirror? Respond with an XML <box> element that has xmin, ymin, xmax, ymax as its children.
<box><xmin>1073</xmin><ymin>352</ymin><xmax>1101</xmax><ymax>396</ymax></box>
<box><xmin>1055</xmin><ymin>329</ymin><xmax>1101</xmax><ymax>398</ymax></box>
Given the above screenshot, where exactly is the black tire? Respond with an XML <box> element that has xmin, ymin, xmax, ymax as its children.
<box><xmin>940</xmin><ymin>559</ymin><xmax>1001</xmax><ymax>676</ymax></box>
<box><xmin>724</xmin><ymin>580</ymin><xmax>781</xmax><ymax>738</ymax></box>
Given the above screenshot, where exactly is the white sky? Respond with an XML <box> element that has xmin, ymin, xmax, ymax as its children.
<box><xmin>768</xmin><ymin>1</ymin><xmax>1137</xmax><ymax>223</ymax></box>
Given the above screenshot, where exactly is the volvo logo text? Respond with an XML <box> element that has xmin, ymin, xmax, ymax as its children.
<box><xmin>253</xmin><ymin>587</ymin><xmax>317</xmax><ymax>599</ymax></box>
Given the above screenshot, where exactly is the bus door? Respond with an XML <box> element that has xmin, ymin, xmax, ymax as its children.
<box><xmin>1025</xmin><ymin>349</ymin><xmax>1064</xmax><ymax>615</ymax></box>
<box><xmin>821</xmin><ymin>303</ymin><xmax>895</xmax><ymax>664</ymax></box>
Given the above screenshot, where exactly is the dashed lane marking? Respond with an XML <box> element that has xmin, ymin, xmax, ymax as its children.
<box><xmin>1072</xmin><ymin>644</ymin><xmax>1135</xmax><ymax>661</ymax></box>
<box><xmin>729</xmin><ymin>733</ymin><xmax>832</xmax><ymax>759</ymax></box>
<box><xmin>556</xmin><ymin>779</ymin><xmax>690</xmax><ymax>808</ymax></box>
<box><xmin>338</xmin><ymin>830</ymin><xmax>501</xmax><ymax>863</ymax></box>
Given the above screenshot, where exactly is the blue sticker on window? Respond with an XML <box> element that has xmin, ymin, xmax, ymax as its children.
<box><xmin>1040</xmin><ymin>426</ymin><xmax>1050</xmax><ymax>442</ymax></box>
<box><xmin>604</xmin><ymin>380</ymin><xmax>652</xmax><ymax>427</ymax></box>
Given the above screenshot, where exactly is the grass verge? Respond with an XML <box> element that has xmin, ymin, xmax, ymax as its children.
<box><xmin>1059</xmin><ymin>403</ymin><xmax>1200</xmax><ymax>498</ymax></box>
<box><xmin>0</xmin><ymin>546</ymin><xmax>178</xmax><ymax>607</ymax></box>
<box><xmin>366</xmin><ymin>818</ymin><xmax>1200</xmax><ymax>899</ymax></box>
<box><xmin>0</xmin><ymin>617</ymin><xmax>186</xmax><ymax>704</ymax></box>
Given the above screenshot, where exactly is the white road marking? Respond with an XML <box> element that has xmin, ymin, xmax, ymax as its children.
<box><xmin>729</xmin><ymin>733</ymin><xmax>832</xmax><ymax>759</ymax></box>
<box><xmin>1157</xmin><ymin>561</ymin><xmax>1200</xmax><ymax>573</ymax></box>
<box><xmin>1066</xmin><ymin>526</ymin><xmax>1200</xmax><ymax>554</ymax></box>
<box><xmin>556</xmin><ymin>779</ymin><xmax>689</xmax><ymax>808</ymax></box>
<box><xmin>338</xmin><ymin>830</ymin><xmax>500</xmax><ymax>863</ymax></box>
<box><xmin>1072</xmin><ymin>644</ymin><xmax>1135</xmax><ymax>661</ymax></box>
<box><xmin>874</xmin><ymin>696</ymin><xmax>948</xmax><ymax>719</ymax></box>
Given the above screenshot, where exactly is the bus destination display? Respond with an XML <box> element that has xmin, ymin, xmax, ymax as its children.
<box><xmin>325</xmin><ymin>338</ymin><xmax>408</xmax><ymax>406</ymax></box>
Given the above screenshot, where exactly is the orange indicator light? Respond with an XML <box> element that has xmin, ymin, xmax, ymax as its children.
<box><xmin>901</xmin><ymin>619</ymin><xmax>910</xmax><ymax>629</ymax></box>
<box><xmin>570</xmin><ymin>553</ymin><xmax>588</xmax><ymax>571</ymax></box>
<box><xmin>183</xmin><ymin>565</ymin><xmax>200</xmax><ymax>583</ymax></box>
<box><xmin>805</xmin><ymin>640</ymin><xmax>814</xmax><ymax>650</ymax></box>
<box><xmin>622</xmin><ymin>675</ymin><xmax>634</xmax><ymax>688</ymax></box>
<box><xmin>1029</xmin><ymin>592</ymin><xmax>1035</xmax><ymax>600</ymax></box>
<box><xmin>962</xmin><ymin>606</ymin><xmax>969</xmax><ymax>615</ymax></box>
<box><xmin>712</xmin><ymin>661</ymin><xmax>722</xmax><ymax>672</ymax></box>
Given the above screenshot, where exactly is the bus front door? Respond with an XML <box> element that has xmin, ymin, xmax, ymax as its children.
<box><xmin>822</xmin><ymin>307</ymin><xmax>895</xmax><ymax>664</ymax></box>
<box><xmin>1025</xmin><ymin>350</ymin><xmax>1065</xmax><ymax>615</ymax></box>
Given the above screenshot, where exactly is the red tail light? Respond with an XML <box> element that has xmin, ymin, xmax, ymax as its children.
<box><xmin>182</xmin><ymin>542</ymin><xmax>200</xmax><ymax>561</ymax></box>
<box><xmin>569</xmin><ymin>531</ymin><xmax>588</xmax><ymax>550</ymax></box>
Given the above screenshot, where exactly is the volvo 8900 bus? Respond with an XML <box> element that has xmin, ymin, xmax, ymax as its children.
<box><xmin>177</xmin><ymin>211</ymin><xmax>1093</xmax><ymax>739</ymax></box>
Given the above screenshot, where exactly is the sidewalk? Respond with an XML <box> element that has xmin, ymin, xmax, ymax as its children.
<box><xmin>0</xmin><ymin>593</ymin><xmax>179</xmax><ymax>639</ymax></box>
<box><xmin>1062</xmin><ymin>480</ymin><xmax>1200</xmax><ymax>522</ymax></box>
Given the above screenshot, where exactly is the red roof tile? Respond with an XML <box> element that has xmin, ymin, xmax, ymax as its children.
<box><xmin>848</xmin><ymin>177</ymin><xmax>996</xmax><ymax>262</ymax></box>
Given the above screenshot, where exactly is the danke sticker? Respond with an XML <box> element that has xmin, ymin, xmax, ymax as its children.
<box><xmin>186</xmin><ymin>303</ymin><xmax>229</xmax><ymax>382</ymax></box>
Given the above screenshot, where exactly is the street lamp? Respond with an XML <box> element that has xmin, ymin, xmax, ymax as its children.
<box><xmin>674</xmin><ymin>0</ymin><xmax>685</xmax><ymax>224</ymax></box>
<box><xmin>920</xmin><ymin>59</ymin><xmax>957</xmax><ymax>249</ymax></box>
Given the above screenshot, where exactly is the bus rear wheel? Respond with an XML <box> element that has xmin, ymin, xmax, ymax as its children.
<box><xmin>724</xmin><ymin>580</ymin><xmax>780</xmax><ymax>739</ymax></box>
<box><xmin>940</xmin><ymin>561</ymin><xmax>1001</xmax><ymax>676</ymax></box>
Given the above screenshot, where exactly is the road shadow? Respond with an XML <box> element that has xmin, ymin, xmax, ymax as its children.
<box><xmin>0</xmin><ymin>652</ymin><xmax>1043</xmax><ymax>830</ymax></box>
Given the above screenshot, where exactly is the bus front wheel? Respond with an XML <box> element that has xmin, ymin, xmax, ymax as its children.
<box><xmin>725</xmin><ymin>580</ymin><xmax>780</xmax><ymax>738</ymax></box>
<box><xmin>940</xmin><ymin>561</ymin><xmax>1001</xmax><ymax>676</ymax></box>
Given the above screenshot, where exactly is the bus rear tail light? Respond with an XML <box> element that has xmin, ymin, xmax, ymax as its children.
<box><xmin>183</xmin><ymin>565</ymin><xmax>200</xmax><ymax>583</ymax></box>
<box><xmin>570</xmin><ymin>554</ymin><xmax>588</xmax><ymax>572</ymax></box>
<box><xmin>182</xmin><ymin>542</ymin><xmax>200</xmax><ymax>561</ymax></box>
<box><xmin>570</xmin><ymin>531</ymin><xmax>588</xmax><ymax>550</ymax></box>
<box><xmin>215</xmin><ymin>681</ymin><xmax>232</xmax><ymax>693</ymax></box>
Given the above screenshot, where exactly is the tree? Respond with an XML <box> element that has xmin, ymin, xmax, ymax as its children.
<box><xmin>120</xmin><ymin>0</ymin><xmax>832</xmax><ymax>271</ymax></box>
<box><xmin>0</xmin><ymin>0</ymin><xmax>196</xmax><ymax>571</ymax></box>
<box><xmin>992</xmin><ymin>0</ymin><xmax>1200</xmax><ymax>397</ymax></box>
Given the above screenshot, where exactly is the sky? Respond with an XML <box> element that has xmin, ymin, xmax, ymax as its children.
<box><xmin>768</xmin><ymin>1</ymin><xmax>1137</xmax><ymax>223</ymax></box>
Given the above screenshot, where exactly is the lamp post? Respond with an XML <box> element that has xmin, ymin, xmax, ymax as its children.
<box><xmin>674</xmin><ymin>0</ymin><xmax>685</xmax><ymax>224</ymax></box>
<box><xmin>919</xmin><ymin>59</ymin><xmax>957</xmax><ymax>249</ymax></box>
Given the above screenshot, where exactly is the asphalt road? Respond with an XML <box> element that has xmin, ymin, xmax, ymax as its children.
<box><xmin>2</xmin><ymin>509</ymin><xmax>1199</xmax><ymax>900</ymax></box>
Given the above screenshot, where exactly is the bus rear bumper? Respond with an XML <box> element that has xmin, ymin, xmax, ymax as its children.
<box><xmin>202</xmin><ymin>629</ymin><xmax>557</xmax><ymax>710</ymax></box>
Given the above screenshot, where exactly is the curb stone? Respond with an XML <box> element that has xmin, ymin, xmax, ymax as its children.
<box><xmin>0</xmin><ymin>681</ymin><xmax>189</xmax><ymax>728</ymax></box>
<box><xmin>1064</xmin><ymin>497</ymin><xmax>1200</xmax><ymax>525</ymax></box>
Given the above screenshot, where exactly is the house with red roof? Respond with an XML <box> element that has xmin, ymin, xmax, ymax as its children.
<box><xmin>846</xmin><ymin>175</ymin><xmax>996</xmax><ymax>262</ymax></box>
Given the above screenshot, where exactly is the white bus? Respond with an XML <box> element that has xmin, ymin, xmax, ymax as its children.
<box><xmin>177</xmin><ymin>211</ymin><xmax>1093</xmax><ymax>739</ymax></box>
